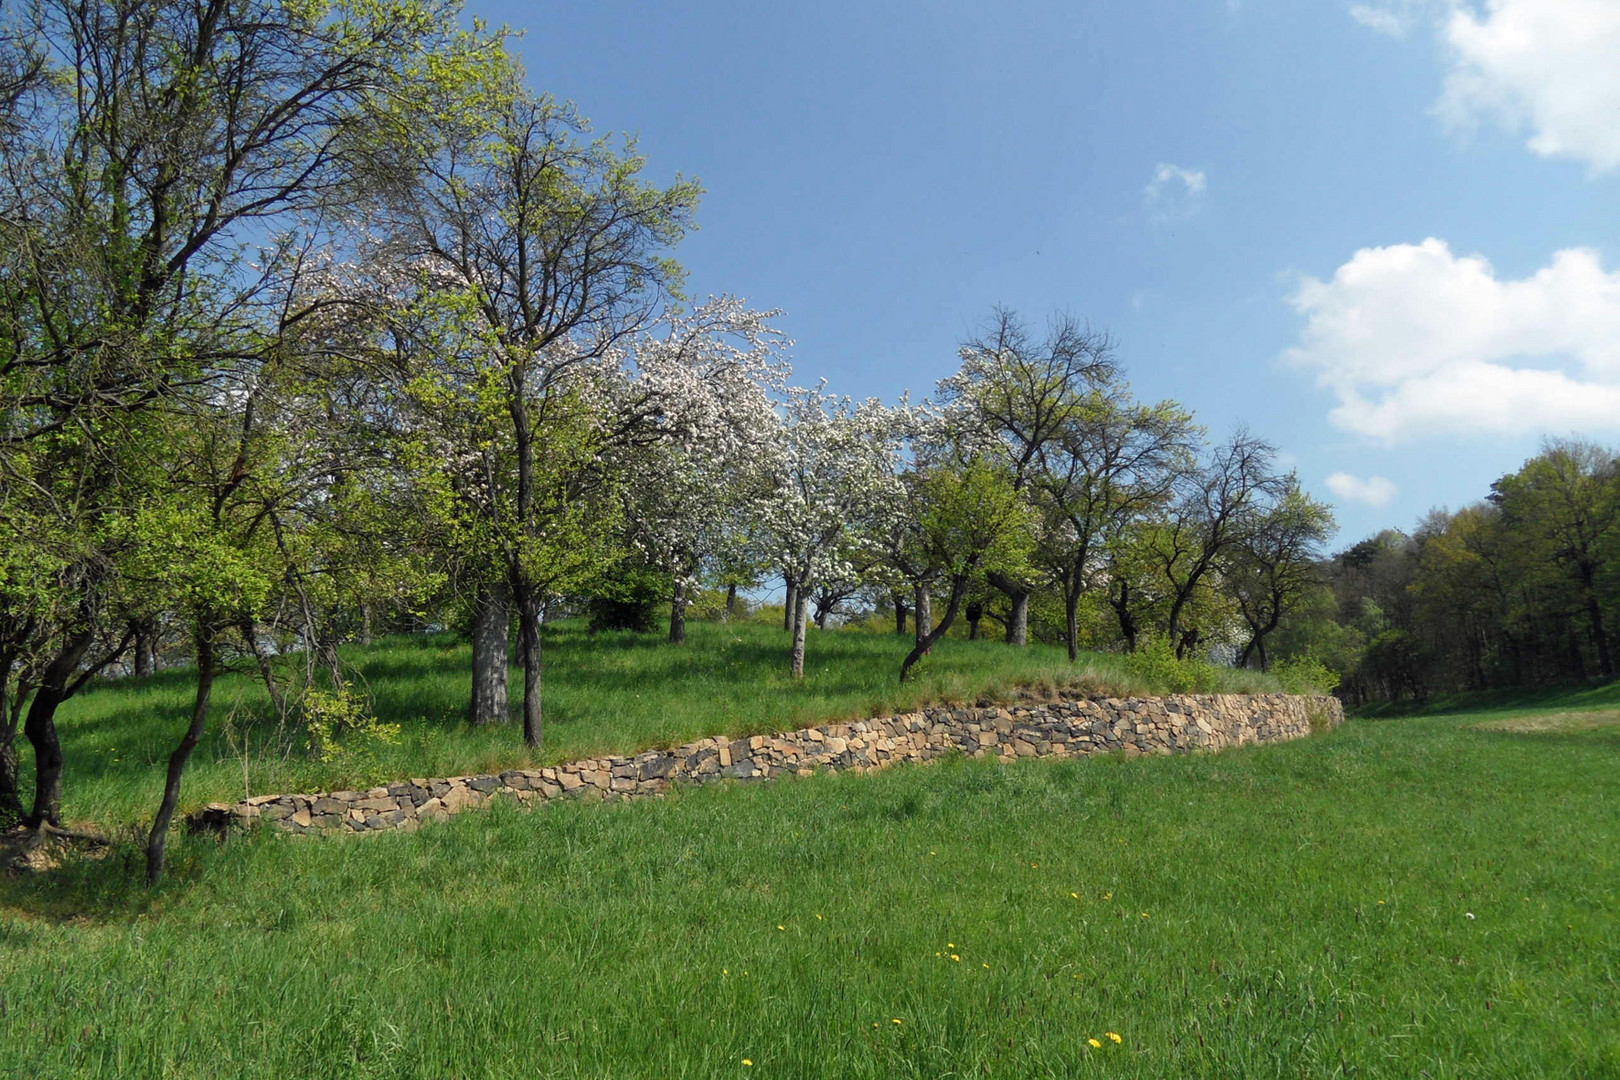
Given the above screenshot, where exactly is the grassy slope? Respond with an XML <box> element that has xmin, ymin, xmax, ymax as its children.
<box><xmin>2</xmin><ymin>703</ymin><xmax>1615</xmax><ymax>1078</ymax></box>
<box><xmin>35</xmin><ymin>619</ymin><xmax>1276</xmax><ymax>827</ymax></box>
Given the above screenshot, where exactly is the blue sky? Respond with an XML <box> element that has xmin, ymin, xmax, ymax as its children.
<box><xmin>483</xmin><ymin>0</ymin><xmax>1620</xmax><ymax>545</ymax></box>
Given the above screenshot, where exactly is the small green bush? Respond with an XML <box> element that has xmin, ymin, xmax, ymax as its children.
<box><xmin>1272</xmin><ymin>653</ymin><xmax>1341</xmax><ymax>695</ymax></box>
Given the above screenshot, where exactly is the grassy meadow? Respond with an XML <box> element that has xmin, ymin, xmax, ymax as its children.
<box><xmin>27</xmin><ymin>618</ymin><xmax>1278</xmax><ymax>828</ymax></box>
<box><xmin>1</xmin><ymin>685</ymin><xmax>1616</xmax><ymax>1078</ymax></box>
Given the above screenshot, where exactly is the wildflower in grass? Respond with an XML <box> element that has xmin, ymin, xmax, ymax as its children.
<box><xmin>777</xmin><ymin>925</ymin><xmax>785</xmax><ymax>931</ymax></box>
<box><xmin>1465</xmin><ymin>912</ymin><xmax>1475</xmax><ymax>920</ymax></box>
<box><xmin>815</xmin><ymin>913</ymin><xmax>823</xmax><ymax>920</ymax></box>
<box><xmin>1088</xmin><ymin>1038</ymin><xmax>1103</xmax><ymax>1049</ymax></box>
<box><xmin>1072</xmin><ymin>892</ymin><xmax>1079</xmax><ymax>899</ymax></box>
<box><xmin>892</xmin><ymin>1018</ymin><xmax>903</xmax><ymax>1025</ymax></box>
<box><xmin>1107</xmin><ymin>1032</ymin><xmax>1122</xmax><ymax>1043</ymax></box>
<box><xmin>1141</xmin><ymin>912</ymin><xmax>1149</xmax><ymax>919</ymax></box>
<box><xmin>1103</xmin><ymin>892</ymin><xmax>1112</xmax><ymax>900</ymax></box>
<box><xmin>951</xmin><ymin>954</ymin><xmax>961</xmax><ymax>962</ymax></box>
<box><xmin>742</xmin><ymin>1059</ymin><xmax>753</xmax><ymax>1066</ymax></box>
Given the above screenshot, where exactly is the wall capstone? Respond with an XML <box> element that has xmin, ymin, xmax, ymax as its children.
<box><xmin>188</xmin><ymin>692</ymin><xmax>1343</xmax><ymax>837</ymax></box>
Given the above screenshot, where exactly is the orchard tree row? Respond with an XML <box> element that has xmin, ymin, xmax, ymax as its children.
<box><xmin>0</xmin><ymin>0</ymin><xmax>1330</xmax><ymax>878</ymax></box>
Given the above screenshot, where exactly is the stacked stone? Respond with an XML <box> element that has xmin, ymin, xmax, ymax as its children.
<box><xmin>196</xmin><ymin>693</ymin><xmax>1342</xmax><ymax>837</ymax></box>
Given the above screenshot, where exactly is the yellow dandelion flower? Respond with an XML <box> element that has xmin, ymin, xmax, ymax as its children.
<box><xmin>777</xmin><ymin>925</ymin><xmax>785</xmax><ymax>931</ymax></box>
<box><xmin>1104</xmin><ymin>892</ymin><xmax>1112</xmax><ymax>900</ymax></box>
<box><xmin>723</xmin><ymin>969</ymin><xmax>729</xmax><ymax>975</ymax></box>
<box><xmin>742</xmin><ymin>1059</ymin><xmax>753</xmax><ymax>1067</ymax></box>
<box><xmin>947</xmin><ymin>942</ymin><xmax>955</xmax><ymax>948</ymax></box>
<box><xmin>1031</xmin><ymin>862</ymin><xmax>1039</xmax><ymax>868</ymax></box>
<box><xmin>815</xmin><ymin>913</ymin><xmax>823</xmax><ymax>920</ymax></box>
<box><xmin>983</xmin><ymin>963</ymin><xmax>990</xmax><ymax>969</ymax></box>
<box><xmin>1088</xmin><ymin>1038</ymin><xmax>1103</xmax><ymax>1049</ymax></box>
<box><xmin>1140</xmin><ymin>912</ymin><xmax>1149</xmax><ymax>919</ymax></box>
<box><xmin>892</xmin><ymin>1018</ymin><xmax>903</xmax><ymax>1025</ymax></box>
<box><xmin>951</xmin><ymin>954</ymin><xmax>961</xmax><ymax>962</ymax></box>
<box><xmin>1107</xmin><ymin>1032</ymin><xmax>1122</xmax><ymax>1044</ymax></box>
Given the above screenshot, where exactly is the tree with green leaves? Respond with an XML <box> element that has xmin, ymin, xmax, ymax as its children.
<box><xmin>382</xmin><ymin>89</ymin><xmax>700</xmax><ymax>747</ymax></box>
<box><xmin>1031</xmin><ymin>383</ymin><xmax>1197</xmax><ymax>661</ymax></box>
<box><xmin>0</xmin><ymin>0</ymin><xmax>500</xmax><ymax>864</ymax></box>
<box><xmin>937</xmin><ymin>308</ymin><xmax>1117</xmax><ymax>645</ymax></box>
<box><xmin>1228</xmin><ymin>479</ymin><xmax>1334</xmax><ymax>670</ymax></box>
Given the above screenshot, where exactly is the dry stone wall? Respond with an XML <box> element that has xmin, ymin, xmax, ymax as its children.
<box><xmin>197</xmin><ymin>692</ymin><xmax>1342</xmax><ymax>837</ymax></box>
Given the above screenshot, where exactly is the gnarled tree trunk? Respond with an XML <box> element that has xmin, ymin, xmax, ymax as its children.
<box><xmin>913</xmin><ymin>585</ymin><xmax>933</xmax><ymax>645</ymax></box>
<box><xmin>988</xmin><ymin>571</ymin><xmax>1029</xmax><ymax>647</ymax></box>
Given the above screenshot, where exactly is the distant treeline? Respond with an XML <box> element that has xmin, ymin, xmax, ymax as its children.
<box><xmin>1272</xmin><ymin>440</ymin><xmax>1620</xmax><ymax>705</ymax></box>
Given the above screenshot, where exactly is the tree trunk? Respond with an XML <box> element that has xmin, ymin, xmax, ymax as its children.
<box><xmin>789</xmin><ymin>589</ymin><xmax>810</xmax><ymax>678</ymax></box>
<box><xmin>987</xmin><ymin>571</ymin><xmax>1029</xmax><ymax>646</ymax></box>
<box><xmin>0</xmin><ymin>737</ymin><xmax>19</xmax><ymax>822</ymax></box>
<box><xmin>783</xmin><ymin>579</ymin><xmax>799</xmax><ymax>632</ymax></box>
<box><xmin>237</xmin><ymin>616</ymin><xmax>288</xmax><ymax>721</ymax></box>
<box><xmin>1064</xmin><ymin>580</ymin><xmax>1082</xmax><ymax>662</ymax></box>
<box><xmin>893</xmin><ymin>592</ymin><xmax>908</xmax><ymax>635</ymax></box>
<box><xmin>468</xmin><ymin>580</ymin><xmax>511</xmax><ymax>726</ymax></box>
<box><xmin>913</xmin><ymin>585</ymin><xmax>933</xmax><ymax>645</ymax></box>
<box><xmin>517</xmin><ymin>579</ymin><xmax>544</xmax><ymax>749</ymax></box>
<box><xmin>901</xmin><ymin>577</ymin><xmax>970</xmax><ymax>682</ymax></box>
<box><xmin>132</xmin><ymin>620</ymin><xmax>158</xmax><ymax>677</ymax></box>
<box><xmin>0</xmin><ymin>652</ymin><xmax>22</xmax><ymax>820</ymax></box>
<box><xmin>670</xmin><ymin>580</ymin><xmax>689</xmax><ymax>644</ymax></box>
<box><xmin>23</xmin><ymin>628</ymin><xmax>93</xmax><ymax>827</ymax></box>
<box><xmin>1111</xmin><ymin>581</ymin><xmax>1139</xmax><ymax>652</ymax></box>
<box><xmin>814</xmin><ymin>592</ymin><xmax>834</xmax><ymax>630</ymax></box>
<box><xmin>146</xmin><ymin>624</ymin><xmax>216</xmax><ymax>884</ymax></box>
<box><xmin>1584</xmin><ymin>584</ymin><xmax>1613</xmax><ymax>678</ymax></box>
<box><xmin>966</xmin><ymin>601</ymin><xmax>983</xmax><ymax>641</ymax></box>
<box><xmin>723</xmin><ymin>583</ymin><xmax>738</xmax><ymax>623</ymax></box>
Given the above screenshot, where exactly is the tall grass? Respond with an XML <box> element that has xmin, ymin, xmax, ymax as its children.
<box><xmin>27</xmin><ymin>619</ymin><xmax>1280</xmax><ymax>827</ymax></box>
<box><xmin>2</xmin><ymin>704</ymin><xmax>1614</xmax><ymax>1078</ymax></box>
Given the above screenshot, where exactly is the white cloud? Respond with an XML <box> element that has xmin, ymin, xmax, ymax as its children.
<box><xmin>1438</xmin><ymin>0</ymin><xmax>1620</xmax><ymax>172</ymax></box>
<box><xmin>1284</xmin><ymin>238</ymin><xmax>1620</xmax><ymax>442</ymax></box>
<box><xmin>1354</xmin><ymin>1</ymin><xmax>1620</xmax><ymax>172</ymax></box>
<box><xmin>1325</xmin><ymin>473</ymin><xmax>1400</xmax><ymax>507</ymax></box>
<box><xmin>1349</xmin><ymin>1</ymin><xmax>1427</xmax><ymax>37</ymax></box>
<box><xmin>1143</xmin><ymin>163</ymin><xmax>1207</xmax><ymax>223</ymax></box>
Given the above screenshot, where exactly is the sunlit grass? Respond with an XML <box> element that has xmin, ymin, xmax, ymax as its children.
<box><xmin>2</xmin><ymin>704</ymin><xmax>1614</xmax><ymax>1078</ymax></box>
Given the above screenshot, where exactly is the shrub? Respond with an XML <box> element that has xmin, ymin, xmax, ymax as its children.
<box><xmin>1272</xmin><ymin>654</ymin><xmax>1341</xmax><ymax>696</ymax></box>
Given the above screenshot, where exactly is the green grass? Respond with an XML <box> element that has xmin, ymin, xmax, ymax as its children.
<box><xmin>1355</xmin><ymin>677</ymin><xmax>1620</xmax><ymax>720</ymax></box>
<box><xmin>2</xmin><ymin>700</ymin><xmax>1614</xmax><ymax>1078</ymax></box>
<box><xmin>29</xmin><ymin>618</ymin><xmax>1278</xmax><ymax>828</ymax></box>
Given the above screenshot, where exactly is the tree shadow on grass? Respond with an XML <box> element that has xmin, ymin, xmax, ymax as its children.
<box><xmin>0</xmin><ymin>832</ymin><xmax>178</xmax><ymax>924</ymax></box>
